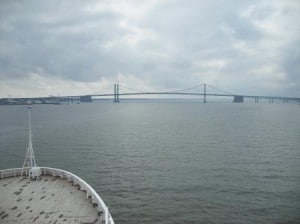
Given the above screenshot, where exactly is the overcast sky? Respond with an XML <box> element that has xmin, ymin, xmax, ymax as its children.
<box><xmin>0</xmin><ymin>0</ymin><xmax>299</xmax><ymax>98</ymax></box>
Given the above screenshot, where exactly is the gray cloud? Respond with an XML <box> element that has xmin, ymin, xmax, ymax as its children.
<box><xmin>0</xmin><ymin>0</ymin><xmax>299</xmax><ymax>97</ymax></box>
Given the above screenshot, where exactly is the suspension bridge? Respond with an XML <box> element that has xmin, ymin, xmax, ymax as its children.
<box><xmin>78</xmin><ymin>83</ymin><xmax>299</xmax><ymax>104</ymax></box>
<box><xmin>0</xmin><ymin>83</ymin><xmax>299</xmax><ymax>105</ymax></box>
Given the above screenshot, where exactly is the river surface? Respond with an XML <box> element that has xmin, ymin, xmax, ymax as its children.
<box><xmin>0</xmin><ymin>102</ymin><xmax>299</xmax><ymax>224</ymax></box>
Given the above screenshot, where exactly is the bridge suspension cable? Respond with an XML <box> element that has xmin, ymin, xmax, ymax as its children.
<box><xmin>118</xmin><ymin>84</ymin><xmax>145</xmax><ymax>93</ymax></box>
<box><xmin>118</xmin><ymin>83</ymin><xmax>205</xmax><ymax>94</ymax></box>
<box><xmin>168</xmin><ymin>84</ymin><xmax>204</xmax><ymax>93</ymax></box>
<box><xmin>116</xmin><ymin>83</ymin><xmax>237</xmax><ymax>96</ymax></box>
<box><xmin>206</xmin><ymin>84</ymin><xmax>235</xmax><ymax>95</ymax></box>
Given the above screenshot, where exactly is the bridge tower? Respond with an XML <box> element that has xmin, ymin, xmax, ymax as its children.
<box><xmin>117</xmin><ymin>84</ymin><xmax>119</xmax><ymax>102</ymax></box>
<box><xmin>203</xmin><ymin>83</ymin><xmax>207</xmax><ymax>103</ymax></box>
<box><xmin>114</xmin><ymin>84</ymin><xmax>116</xmax><ymax>102</ymax></box>
<box><xmin>114</xmin><ymin>84</ymin><xmax>120</xmax><ymax>102</ymax></box>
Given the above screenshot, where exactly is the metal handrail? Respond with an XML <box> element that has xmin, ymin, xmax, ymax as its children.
<box><xmin>0</xmin><ymin>167</ymin><xmax>114</xmax><ymax>224</ymax></box>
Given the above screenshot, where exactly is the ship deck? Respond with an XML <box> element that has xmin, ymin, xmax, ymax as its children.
<box><xmin>0</xmin><ymin>175</ymin><xmax>99</xmax><ymax>224</ymax></box>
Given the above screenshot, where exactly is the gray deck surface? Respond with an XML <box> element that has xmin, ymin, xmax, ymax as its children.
<box><xmin>0</xmin><ymin>176</ymin><xmax>99</xmax><ymax>224</ymax></box>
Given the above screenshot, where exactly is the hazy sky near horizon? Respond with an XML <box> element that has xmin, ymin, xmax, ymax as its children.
<box><xmin>0</xmin><ymin>0</ymin><xmax>299</xmax><ymax>97</ymax></box>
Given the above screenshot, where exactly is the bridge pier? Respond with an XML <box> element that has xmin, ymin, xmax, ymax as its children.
<box><xmin>269</xmin><ymin>98</ymin><xmax>274</xmax><ymax>103</ymax></box>
<box><xmin>80</xmin><ymin>95</ymin><xmax>92</xmax><ymax>102</ymax></box>
<box><xmin>114</xmin><ymin>84</ymin><xmax>120</xmax><ymax>102</ymax></box>
<box><xmin>255</xmin><ymin>97</ymin><xmax>259</xmax><ymax>103</ymax></box>
<box><xmin>233</xmin><ymin>95</ymin><xmax>244</xmax><ymax>103</ymax></box>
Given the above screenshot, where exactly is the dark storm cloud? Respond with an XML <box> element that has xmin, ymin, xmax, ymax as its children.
<box><xmin>0</xmin><ymin>0</ymin><xmax>127</xmax><ymax>81</ymax></box>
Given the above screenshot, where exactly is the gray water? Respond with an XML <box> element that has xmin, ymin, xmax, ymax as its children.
<box><xmin>0</xmin><ymin>102</ymin><xmax>299</xmax><ymax>224</ymax></box>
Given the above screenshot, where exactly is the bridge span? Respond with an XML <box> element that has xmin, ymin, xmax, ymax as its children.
<box><xmin>87</xmin><ymin>92</ymin><xmax>300</xmax><ymax>103</ymax></box>
<box><xmin>1</xmin><ymin>83</ymin><xmax>299</xmax><ymax>104</ymax></box>
<box><xmin>81</xmin><ymin>83</ymin><xmax>299</xmax><ymax>103</ymax></box>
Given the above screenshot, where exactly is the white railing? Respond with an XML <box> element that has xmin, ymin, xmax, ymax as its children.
<box><xmin>0</xmin><ymin>167</ymin><xmax>23</xmax><ymax>178</ymax></box>
<box><xmin>0</xmin><ymin>167</ymin><xmax>114</xmax><ymax>224</ymax></box>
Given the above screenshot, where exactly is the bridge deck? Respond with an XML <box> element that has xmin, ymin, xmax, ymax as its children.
<box><xmin>89</xmin><ymin>92</ymin><xmax>300</xmax><ymax>101</ymax></box>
